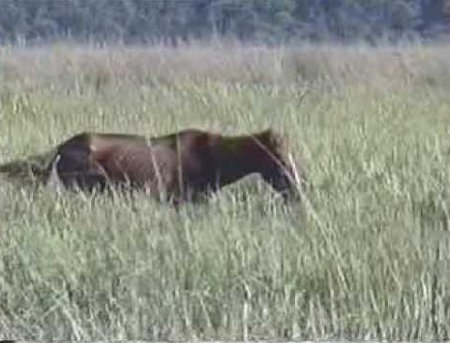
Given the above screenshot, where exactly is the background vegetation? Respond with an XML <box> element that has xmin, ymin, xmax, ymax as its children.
<box><xmin>1</xmin><ymin>42</ymin><xmax>450</xmax><ymax>340</ymax></box>
<box><xmin>0</xmin><ymin>0</ymin><xmax>449</xmax><ymax>45</ymax></box>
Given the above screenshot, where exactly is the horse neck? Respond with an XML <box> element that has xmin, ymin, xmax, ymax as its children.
<box><xmin>213</xmin><ymin>135</ymin><xmax>265</xmax><ymax>187</ymax></box>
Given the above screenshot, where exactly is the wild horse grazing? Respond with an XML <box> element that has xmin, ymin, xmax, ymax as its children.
<box><xmin>0</xmin><ymin>128</ymin><xmax>305</xmax><ymax>205</ymax></box>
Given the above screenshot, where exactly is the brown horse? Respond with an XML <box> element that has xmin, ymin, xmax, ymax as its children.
<box><xmin>0</xmin><ymin>128</ymin><xmax>305</xmax><ymax>205</ymax></box>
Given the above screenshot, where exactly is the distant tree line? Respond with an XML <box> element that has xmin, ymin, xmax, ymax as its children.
<box><xmin>0</xmin><ymin>0</ymin><xmax>449</xmax><ymax>45</ymax></box>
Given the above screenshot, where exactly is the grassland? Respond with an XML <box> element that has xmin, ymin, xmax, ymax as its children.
<box><xmin>1</xmin><ymin>41</ymin><xmax>450</xmax><ymax>340</ymax></box>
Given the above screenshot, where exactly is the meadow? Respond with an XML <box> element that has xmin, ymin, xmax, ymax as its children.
<box><xmin>1</xmin><ymin>41</ymin><xmax>450</xmax><ymax>340</ymax></box>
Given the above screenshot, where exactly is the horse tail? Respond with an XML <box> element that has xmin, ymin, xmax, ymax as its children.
<box><xmin>0</xmin><ymin>159</ymin><xmax>31</xmax><ymax>176</ymax></box>
<box><xmin>0</xmin><ymin>149</ymin><xmax>57</xmax><ymax>182</ymax></box>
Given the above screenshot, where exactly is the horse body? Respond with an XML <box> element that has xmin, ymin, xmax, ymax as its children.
<box><xmin>1</xmin><ymin>128</ymin><xmax>304</xmax><ymax>204</ymax></box>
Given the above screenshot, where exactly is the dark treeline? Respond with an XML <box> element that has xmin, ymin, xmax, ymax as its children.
<box><xmin>0</xmin><ymin>0</ymin><xmax>449</xmax><ymax>45</ymax></box>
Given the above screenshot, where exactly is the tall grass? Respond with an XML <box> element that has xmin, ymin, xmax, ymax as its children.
<box><xmin>1</xmin><ymin>42</ymin><xmax>450</xmax><ymax>340</ymax></box>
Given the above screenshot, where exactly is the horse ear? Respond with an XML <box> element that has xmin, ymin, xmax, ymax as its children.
<box><xmin>258</xmin><ymin>128</ymin><xmax>274</xmax><ymax>143</ymax></box>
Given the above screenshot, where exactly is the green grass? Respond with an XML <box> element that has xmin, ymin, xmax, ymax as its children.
<box><xmin>1</xmin><ymin>42</ymin><xmax>450</xmax><ymax>340</ymax></box>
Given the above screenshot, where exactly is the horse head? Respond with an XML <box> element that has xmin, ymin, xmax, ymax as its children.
<box><xmin>253</xmin><ymin>129</ymin><xmax>305</xmax><ymax>202</ymax></box>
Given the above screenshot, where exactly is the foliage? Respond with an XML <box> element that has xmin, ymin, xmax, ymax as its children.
<box><xmin>0</xmin><ymin>0</ymin><xmax>449</xmax><ymax>45</ymax></box>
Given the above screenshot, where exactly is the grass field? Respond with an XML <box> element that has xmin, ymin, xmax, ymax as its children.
<box><xmin>1</xmin><ymin>41</ymin><xmax>450</xmax><ymax>340</ymax></box>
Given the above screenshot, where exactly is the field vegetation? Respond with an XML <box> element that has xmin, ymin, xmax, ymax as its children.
<box><xmin>1</xmin><ymin>41</ymin><xmax>450</xmax><ymax>340</ymax></box>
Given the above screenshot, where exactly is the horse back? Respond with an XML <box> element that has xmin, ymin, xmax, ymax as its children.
<box><xmin>97</xmin><ymin>129</ymin><xmax>215</xmax><ymax>183</ymax></box>
<box><xmin>52</xmin><ymin>129</ymin><xmax>217</xmax><ymax>199</ymax></box>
